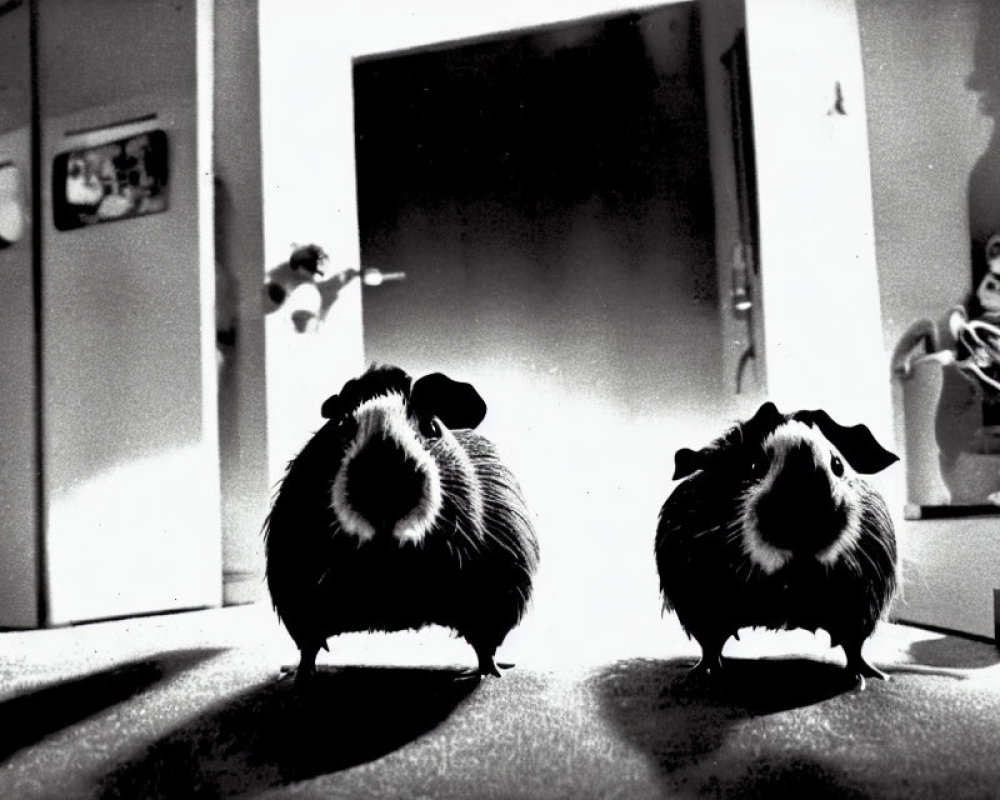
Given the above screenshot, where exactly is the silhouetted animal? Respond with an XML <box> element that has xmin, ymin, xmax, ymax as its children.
<box><xmin>265</xmin><ymin>365</ymin><xmax>539</xmax><ymax>684</ymax></box>
<box><xmin>656</xmin><ymin>402</ymin><xmax>898</xmax><ymax>688</ymax></box>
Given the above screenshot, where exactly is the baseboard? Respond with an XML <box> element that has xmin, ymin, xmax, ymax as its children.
<box><xmin>223</xmin><ymin>570</ymin><xmax>264</xmax><ymax>606</ymax></box>
<box><xmin>892</xmin><ymin>616</ymin><xmax>998</xmax><ymax>647</ymax></box>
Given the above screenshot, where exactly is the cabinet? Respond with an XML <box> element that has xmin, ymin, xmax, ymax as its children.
<box><xmin>0</xmin><ymin>0</ymin><xmax>222</xmax><ymax>627</ymax></box>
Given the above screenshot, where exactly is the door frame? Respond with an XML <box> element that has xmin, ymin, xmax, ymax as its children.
<box><xmin>256</xmin><ymin>0</ymin><xmax>890</xmax><ymax>490</ymax></box>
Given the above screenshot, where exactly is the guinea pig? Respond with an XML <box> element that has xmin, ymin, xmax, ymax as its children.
<box><xmin>264</xmin><ymin>364</ymin><xmax>539</xmax><ymax>685</ymax></box>
<box><xmin>655</xmin><ymin>402</ymin><xmax>899</xmax><ymax>689</ymax></box>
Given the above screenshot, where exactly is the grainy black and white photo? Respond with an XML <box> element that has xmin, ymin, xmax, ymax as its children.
<box><xmin>1</xmin><ymin>1</ymin><xmax>1000</xmax><ymax>798</ymax></box>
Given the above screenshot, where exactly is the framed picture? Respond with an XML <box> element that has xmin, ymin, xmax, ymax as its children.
<box><xmin>53</xmin><ymin>129</ymin><xmax>168</xmax><ymax>231</ymax></box>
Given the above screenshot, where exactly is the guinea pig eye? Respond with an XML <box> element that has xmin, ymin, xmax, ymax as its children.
<box><xmin>748</xmin><ymin>457</ymin><xmax>768</xmax><ymax>480</ymax></box>
<box><xmin>420</xmin><ymin>417</ymin><xmax>442</xmax><ymax>439</ymax></box>
<box><xmin>831</xmin><ymin>454</ymin><xmax>845</xmax><ymax>478</ymax></box>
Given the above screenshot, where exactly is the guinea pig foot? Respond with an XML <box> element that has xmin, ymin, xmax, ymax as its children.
<box><xmin>289</xmin><ymin>646</ymin><xmax>321</xmax><ymax>689</ymax></box>
<box><xmin>276</xmin><ymin>662</ymin><xmax>311</xmax><ymax>684</ymax></box>
<box><xmin>456</xmin><ymin>650</ymin><xmax>507</xmax><ymax>679</ymax></box>
<box><xmin>453</xmin><ymin>665</ymin><xmax>500</xmax><ymax>682</ymax></box>
<box><xmin>293</xmin><ymin>665</ymin><xmax>318</xmax><ymax>690</ymax></box>
<box><xmin>682</xmin><ymin>654</ymin><xmax>725</xmax><ymax>685</ymax></box>
<box><xmin>848</xmin><ymin>659</ymin><xmax>889</xmax><ymax>691</ymax></box>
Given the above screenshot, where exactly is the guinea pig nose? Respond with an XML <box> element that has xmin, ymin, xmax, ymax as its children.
<box><xmin>755</xmin><ymin>446</ymin><xmax>846</xmax><ymax>553</ymax></box>
<box><xmin>345</xmin><ymin>435</ymin><xmax>427</xmax><ymax>532</ymax></box>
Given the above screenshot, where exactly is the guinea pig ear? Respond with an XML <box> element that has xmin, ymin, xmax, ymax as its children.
<box><xmin>320</xmin><ymin>373</ymin><xmax>363</xmax><ymax>420</ymax></box>
<box><xmin>748</xmin><ymin>401</ymin><xmax>784</xmax><ymax>431</ymax></box>
<box><xmin>320</xmin><ymin>393</ymin><xmax>342</xmax><ymax>420</ymax></box>
<box><xmin>672</xmin><ymin>447</ymin><xmax>705</xmax><ymax>480</ymax></box>
<box><xmin>793</xmin><ymin>409</ymin><xmax>900</xmax><ymax>474</ymax></box>
<box><xmin>411</xmin><ymin>372</ymin><xmax>487</xmax><ymax>430</ymax></box>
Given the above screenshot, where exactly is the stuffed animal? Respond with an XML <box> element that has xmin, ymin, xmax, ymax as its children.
<box><xmin>948</xmin><ymin>232</ymin><xmax>1000</xmax><ymax>395</ymax></box>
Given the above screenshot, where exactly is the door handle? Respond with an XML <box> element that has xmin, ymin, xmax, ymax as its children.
<box><xmin>731</xmin><ymin>242</ymin><xmax>752</xmax><ymax>315</ymax></box>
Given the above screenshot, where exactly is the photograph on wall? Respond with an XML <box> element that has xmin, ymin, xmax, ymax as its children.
<box><xmin>53</xmin><ymin>129</ymin><xmax>168</xmax><ymax>230</ymax></box>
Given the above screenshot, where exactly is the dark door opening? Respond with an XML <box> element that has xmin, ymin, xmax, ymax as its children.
<box><xmin>353</xmin><ymin>3</ymin><xmax>725</xmax><ymax>659</ymax></box>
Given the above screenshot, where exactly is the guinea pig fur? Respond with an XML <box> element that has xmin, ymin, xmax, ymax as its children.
<box><xmin>655</xmin><ymin>401</ymin><xmax>899</xmax><ymax>688</ymax></box>
<box><xmin>264</xmin><ymin>365</ymin><xmax>539</xmax><ymax>684</ymax></box>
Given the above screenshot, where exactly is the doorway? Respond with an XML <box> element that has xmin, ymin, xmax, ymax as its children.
<box><xmin>352</xmin><ymin>3</ymin><xmax>726</xmax><ymax>660</ymax></box>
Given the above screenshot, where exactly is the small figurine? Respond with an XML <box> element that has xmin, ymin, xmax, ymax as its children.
<box><xmin>948</xmin><ymin>232</ymin><xmax>1000</xmax><ymax>394</ymax></box>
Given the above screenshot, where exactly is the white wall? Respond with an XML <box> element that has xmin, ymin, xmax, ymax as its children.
<box><xmin>257</xmin><ymin>1</ymin><xmax>364</xmax><ymax>485</ymax></box>
<box><xmin>743</xmin><ymin>0</ymin><xmax>890</xmax><ymax>440</ymax></box>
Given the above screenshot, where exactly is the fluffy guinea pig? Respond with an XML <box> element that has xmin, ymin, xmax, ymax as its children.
<box><xmin>264</xmin><ymin>364</ymin><xmax>539</xmax><ymax>685</ymax></box>
<box><xmin>655</xmin><ymin>402</ymin><xmax>899</xmax><ymax>688</ymax></box>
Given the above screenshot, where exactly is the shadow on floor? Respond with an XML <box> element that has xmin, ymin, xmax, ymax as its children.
<box><xmin>906</xmin><ymin>632</ymin><xmax>1000</xmax><ymax>669</ymax></box>
<box><xmin>94</xmin><ymin>665</ymin><xmax>480</xmax><ymax>799</ymax></box>
<box><xmin>0</xmin><ymin>648</ymin><xmax>227</xmax><ymax>763</ymax></box>
<box><xmin>590</xmin><ymin>656</ymin><xmax>870</xmax><ymax>800</ymax></box>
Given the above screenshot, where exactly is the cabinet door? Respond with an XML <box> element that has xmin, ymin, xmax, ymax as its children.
<box><xmin>36</xmin><ymin>0</ymin><xmax>221</xmax><ymax>623</ymax></box>
<box><xmin>0</xmin><ymin>0</ymin><xmax>40</xmax><ymax>628</ymax></box>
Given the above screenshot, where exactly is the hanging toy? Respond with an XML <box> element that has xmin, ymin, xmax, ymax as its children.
<box><xmin>264</xmin><ymin>244</ymin><xmax>353</xmax><ymax>332</ymax></box>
